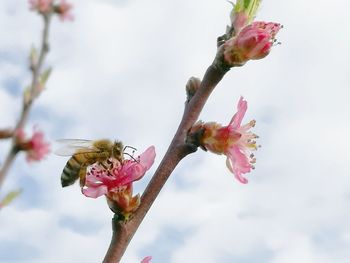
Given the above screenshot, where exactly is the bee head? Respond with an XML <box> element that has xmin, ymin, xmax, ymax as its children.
<box><xmin>112</xmin><ymin>141</ymin><xmax>123</xmax><ymax>159</ymax></box>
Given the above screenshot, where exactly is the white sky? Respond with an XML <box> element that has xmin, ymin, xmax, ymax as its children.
<box><xmin>1</xmin><ymin>0</ymin><xmax>350</xmax><ymax>262</ymax></box>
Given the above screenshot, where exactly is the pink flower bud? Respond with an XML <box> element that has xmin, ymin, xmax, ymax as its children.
<box><xmin>231</xmin><ymin>11</ymin><xmax>249</xmax><ymax>33</ymax></box>
<box><xmin>54</xmin><ymin>0</ymin><xmax>74</xmax><ymax>21</ymax></box>
<box><xmin>28</xmin><ymin>0</ymin><xmax>53</xmax><ymax>14</ymax></box>
<box><xmin>224</xmin><ymin>22</ymin><xmax>281</xmax><ymax>66</ymax></box>
<box><xmin>15</xmin><ymin>128</ymin><xmax>50</xmax><ymax>162</ymax></box>
<box><xmin>141</xmin><ymin>256</ymin><xmax>152</xmax><ymax>263</ymax></box>
<box><xmin>27</xmin><ymin>130</ymin><xmax>50</xmax><ymax>162</ymax></box>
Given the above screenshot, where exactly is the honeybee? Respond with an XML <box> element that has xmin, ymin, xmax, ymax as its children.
<box><xmin>55</xmin><ymin>139</ymin><xmax>124</xmax><ymax>187</ymax></box>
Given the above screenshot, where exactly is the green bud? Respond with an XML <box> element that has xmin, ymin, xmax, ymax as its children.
<box><xmin>0</xmin><ymin>189</ymin><xmax>22</xmax><ymax>209</ymax></box>
<box><xmin>39</xmin><ymin>67</ymin><xmax>52</xmax><ymax>87</ymax></box>
<box><xmin>29</xmin><ymin>46</ymin><xmax>38</xmax><ymax>69</ymax></box>
<box><xmin>234</xmin><ymin>0</ymin><xmax>261</xmax><ymax>23</ymax></box>
<box><xmin>23</xmin><ymin>86</ymin><xmax>32</xmax><ymax>105</ymax></box>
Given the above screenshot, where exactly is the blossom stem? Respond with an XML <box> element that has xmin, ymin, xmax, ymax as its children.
<box><xmin>0</xmin><ymin>14</ymin><xmax>52</xmax><ymax>190</ymax></box>
<box><xmin>103</xmin><ymin>47</ymin><xmax>230</xmax><ymax>263</ymax></box>
<box><xmin>103</xmin><ymin>219</ymin><xmax>129</xmax><ymax>263</ymax></box>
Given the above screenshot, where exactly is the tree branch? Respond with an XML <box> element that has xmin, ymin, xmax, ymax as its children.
<box><xmin>0</xmin><ymin>14</ymin><xmax>52</xmax><ymax>189</ymax></box>
<box><xmin>0</xmin><ymin>129</ymin><xmax>14</xmax><ymax>139</ymax></box>
<box><xmin>103</xmin><ymin>46</ymin><xmax>230</xmax><ymax>262</ymax></box>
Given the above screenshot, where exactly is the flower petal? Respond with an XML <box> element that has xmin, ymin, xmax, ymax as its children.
<box><xmin>141</xmin><ymin>256</ymin><xmax>152</xmax><ymax>263</ymax></box>
<box><xmin>139</xmin><ymin>146</ymin><xmax>156</xmax><ymax>170</ymax></box>
<box><xmin>229</xmin><ymin>96</ymin><xmax>247</xmax><ymax>129</ymax></box>
<box><xmin>114</xmin><ymin>146</ymin><xmax>156</xmax><ymax>185</ymax></box>
<box><xmin>119</xmin><ymin>162</ymin><xmax>145</xmax><ymax>184</ymax></box>
<box><xmin>226</xmin><ymin>146</ymin><xmax>252</xmax><ymax>184</ymax></box>
<box><xmin>82</xmin><ymin>184</ymin><xmax>108</xmax><ymax>198</ymax></box>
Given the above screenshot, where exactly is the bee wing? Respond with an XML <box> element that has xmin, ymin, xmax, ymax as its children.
<box><xmin>55</xmin><ymin>139</ymin><xmax>96</xmax><ymax>156</ymax></box>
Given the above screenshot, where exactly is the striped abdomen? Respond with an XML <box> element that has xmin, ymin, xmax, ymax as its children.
<box><xmin>61</xmin><ymin>153</ymin><xmax>91</xmax><ymax>187</ymax></box>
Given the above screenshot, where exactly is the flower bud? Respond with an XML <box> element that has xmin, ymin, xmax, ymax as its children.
<box><xmin>186</xmin><ymin>77</ymin><xmax>201</xmax><ymax>102</ymax></box>
<box><xmin>28</xmin><ymin>0</ymin><xmax>53</xmax><ymax>14</ymax></box>
<box><xmin>23</xmin><ymin>87</ymin><xmax>32</xmax><ymax>106</ymax></box>
<box><xmin>54</xmin><ymin>0</ymin><xmax>74</xmax><ymax>21</ymax></box>
<box><xmin>29</xmin><ymin>46</ymin><xmax>38</xmax><ymax>70</ymax></box>
<box><xmin>141</xmin><ymin>256</ymin><xmax>152</xmax><ymax>263</ymax></box>
<box><xmin>230</xmin><ymin>0</ymin><xmax>261</xmax><ymax>32</ymax></box>
<box><xmin>224</xmin><ymin>22</ymin><xmax>281</xmax><ymax>66</ymax></box>
<box><xmin>15</xmin><ymin>128</ymin><xmax>50</xmax><ymax>162</ymax></box>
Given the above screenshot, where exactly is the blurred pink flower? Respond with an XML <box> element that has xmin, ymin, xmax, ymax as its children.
<box><xmin>26</xmin><ymin>130</ymin><xmax>50</xmax><ymax>162</ymax></box>
<box><xmin>15</xmin><ymin>128</ymin><xmax>50</xmax><ymax>162</ymax></box>
<box><xmin>55</xmin><ymin>0</ymin><xmax>74</xmax><ymax>21</ymax></box>
<box><xmin>193</xmin><ymin>97</ymin><xmax>258</xmax><ymax>183</ymax></box>
<box><xmin>224</xmin><ymin>21</ymin><xmax>281</xmax><ymax>66</ymax></box>
<box><xmin>28</xmin><ymin>0</ymin><xmax>53</xmax><ymax>13</ymax></box>
<box><xmin>141</xmin><ymin>256</ymin><xmax>152</xmax><ymax>263</ymax></box>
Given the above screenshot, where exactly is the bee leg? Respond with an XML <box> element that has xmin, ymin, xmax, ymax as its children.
<box><xmin>101</xmin><ymin>162</ymin><xmax>109</xmax><ymax>170</ymax></box>
<box><xmin>99</xmin><ymin>152</ymin><xmax>110</xmax><ymax>167</ymax></box>
<box><xmin>79</xmin><ymin>164</ymin><xmax>88</xmax><ymax>187</ymax></box>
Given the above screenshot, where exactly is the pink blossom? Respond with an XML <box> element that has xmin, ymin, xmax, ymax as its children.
<box><xmin>224</xmin><ymin>21</ymin><xmax>281</xmax><ymax>66</ymax></box>
<box><xmin>55</xmin><ymin>0</ymin><xmax>74</xmax><ymax>21</ymax></box>
<box><xmin>82</xmin><ymin>146</ymin><xmax>156</xmax><ymax>213</ymax></box>
<box><xmin>82</xmin><ymin>146</ymin><xmax>156</xmax><ymax>214</ymax></box>
<box><xmin>141</xmin><ymin>256</ymin><xmax>152</xmax><ymax>263</ymax></box>
<box><xmin>194</xmin><ymin>97</ymin><xmax>258</xmax><ymax>184</ymax></box>
<box><xmin>26</xmin><ymin>130</ymin><xmax>50</xmax><ymax>162</ymax></box>
<box><xmin>28</xmin><ymin>0</ymin><xmax>53</xmax><ymax>14</ymax></box>
<box><xmin>15</xmin><ymin>128</ymin><xmax>50</xmax><ymax>162</ymax></box>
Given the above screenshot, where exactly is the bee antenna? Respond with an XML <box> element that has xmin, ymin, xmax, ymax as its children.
<box><xmin>123</xmin><ymin>145</ymin><xmax>137</xmax><ymax>157</ymax></box>
<box><xmin>123</xmin><ymin>152</ymin><xmax>139</xmax><ymax>163</ymax></box>
<box><xmin>123</xmin><ymin>145</ymin><xmax>137</xmax><ymax>151</ymax></box>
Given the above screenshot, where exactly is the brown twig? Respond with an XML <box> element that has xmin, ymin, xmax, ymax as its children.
<box><xmin>0</xmin><ymin>129</ymin><xmax>14</xmax><ymax>139</ymax></box>
<box><xmin>0</xmin><ymin>14</ymin><xmax>52</xmax><ymax>189</ymax></box>
<box><xmin>103</xmin><ymin>46</ymin><xmax>230</xmax><ymax>262</ymax></box>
